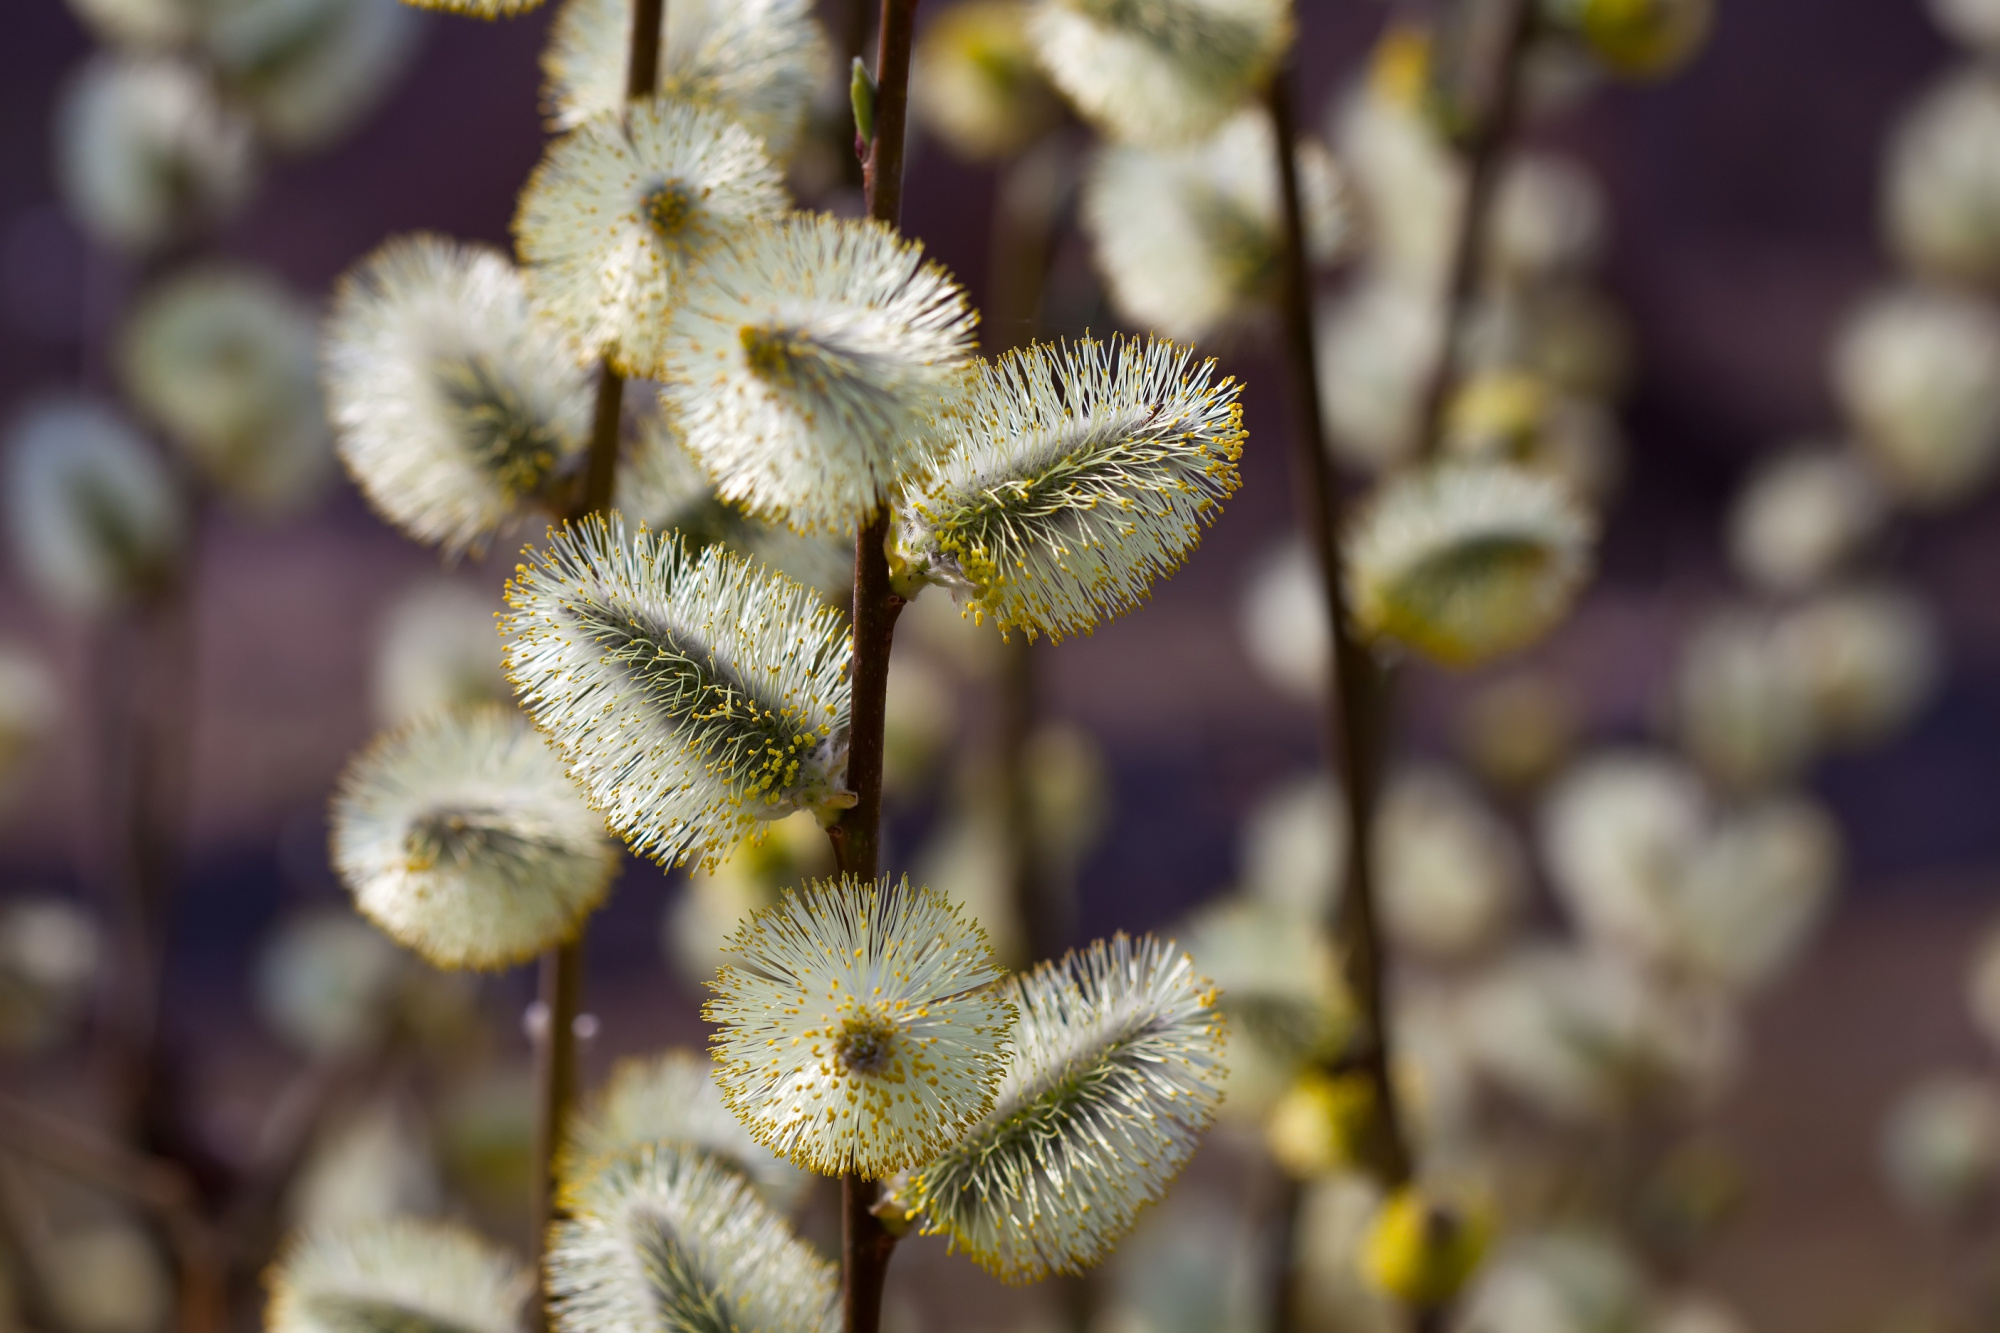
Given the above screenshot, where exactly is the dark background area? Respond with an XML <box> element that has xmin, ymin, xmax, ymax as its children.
<box><xmin>2</xmin><ymin>1</ymin><xmax>1997</xmax><ymax>1329</ymax></box>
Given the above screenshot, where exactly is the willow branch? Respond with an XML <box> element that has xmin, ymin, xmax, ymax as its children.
<box><xmin>528</xmin><ymin>0</ymin><xmax>666</xmax><ymax>1300</ymax></box>
<box><xmin>1411</xmin><ymin>0</ymin><xmax>1536</xmax><ymax>460</ymax></box>
<box><xmin>99</xmin><ymin>469</ymin><xmax>220</xmax><ymax>1208</ymax></box>
<box><xmin>531</xmin><ymin>938</ymin><xmax>585</xmax><ymax>1269</ymax></box>
<box><xmin>1265</xmin><ymin>69</ymin><xmax>1413</xmax><ymax>1190</ymax></box>
<box><xmin>828</xmin><ymin>3</ymin><xmax>921</xmax><ymax>1331</ymax></box>
<box><xmin>624</xmin><ymin>0</ymin><xmax>664</xmax><ymax>100</ymax></box>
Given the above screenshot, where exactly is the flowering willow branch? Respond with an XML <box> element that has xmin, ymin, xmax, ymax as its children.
<box><xmin>824</xmin><ymin>4</ymin><xmax>923</xmax><ymax>1329</ymax></box>
<box><xmin>532</xmin><ymin>0</ymin><xmax>667</xmax><ymax>1294</ymax></box>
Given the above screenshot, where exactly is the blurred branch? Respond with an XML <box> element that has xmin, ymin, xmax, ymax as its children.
<box><xmin>1263</xmin><ymin>66</ymin><xmax>1414</xmax><ymax>1190</ymax></box>
<box><xmin>1262</xmin><ymin>1172</ymin><xmax>1303</xmax><ymax>1333</ymax></box>
<box><xmin>0</xmin><ymin>1097</ymin><xmax>224</xmax><ymax>1333</ymax></box>
<box><xmin>97</xmin><ymin>475</ymin><xmax>221</xmax><ymax>1197</ymax></box>
<box><xmin>0</xmin><ymin>1160</ymin><xmax>72</xmax><ymax>1333</ymax></box>
<box><xmin>531</xmin><ymin>936</ymin><xmax>585</xmax><ymax>1286</ymax></box>
<box><xmin>1413</xmin><ymin>0</ymin><xmax>1537</xmax><ymax>459</ymax></box>
<box><xmin>1263</xmin><ymin>52</ymin><xmax>1416</xmax><ymax>1333</ymax></box>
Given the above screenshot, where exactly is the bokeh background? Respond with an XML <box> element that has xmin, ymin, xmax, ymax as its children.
<box><xmin>2</xmin><ymin>2</ymin><xmax>1997</xmax><ymax>1330</ymax></box>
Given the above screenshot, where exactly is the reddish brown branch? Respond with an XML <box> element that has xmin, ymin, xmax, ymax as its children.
<box><xmin>828</xmin><ymin>4</ymin><xmax>923</xmax><ymax>1331</ymax></box>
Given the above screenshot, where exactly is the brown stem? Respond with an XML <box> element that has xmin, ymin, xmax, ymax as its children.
<box><xmin>623</xmin><ymin>0</ymin><xmax>665</xmax><ymax>101</ymax></box>
<box><xmin>859</xmin><ymin>0</ymin><xmax>918</xmax><ymax>229</ymax></box>
<box><xmin>828</xmin><ymin>512</ymin><xmax>904</xmax><ymax>885</ymax></box>
<box><xmin>531</xmin><ymin>938</ymin><xmax>585</xmax><ymax>1281</ymax></box>
<box><xmin>100</xmin><ymin>477</ymin><xmax>217</xmax><ymax>1206</ymax></box>
<box><xmin>1263</xmin><ymin>70</ymin><xmax>1412</xmax><ymax>1190</ymax></box>
<box><xmin>827</xmin><ymin>5</ymin><xmax>922</xmax><ymax>1331</ymax></box>
<box><xmin>841</xmin><ymin>1177</ymin><xmax>898</xmax><ymax>1333</ymax></box>
<box><xmin>95</xmin><ymin>613</ymin><xmax>158</xmax><ymax>1153</ymax></box>
<box><xmin>1263</xmin><ymin>1172</ymin><xmax>1303</xmax><ymax>1333</ymax></box>
<box><xmin>1411</xmin><ymin>0</ymin><xmax>1536</xmax><ymax>461</ymax></box>
<box><xmin>579</xmin><ymin>364</ymin><xmax>625</xmax><ymax>518</ymax></box>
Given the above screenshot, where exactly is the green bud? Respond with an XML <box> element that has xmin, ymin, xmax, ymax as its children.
<box><xmin>850</xmin><ymin>56</ymin><xmax>877</xmax><ymax>148</ymax></box>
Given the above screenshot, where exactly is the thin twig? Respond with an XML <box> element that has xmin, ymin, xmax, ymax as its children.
<box><xmin>98</xmin><ymin>470</ymin><xmax>232</xmax><ymax>1218</ymax></box>
<box><xmin>1262</xmin><ymin>1171</ymin><xmax>1303</xmax><ymax>1333</ymax></box>
<box><xmin>1261</xmin><ymin>6</ymin><xmax>1537</xmax><ymax>1325</ymax></box>
<box><xmin>624</xmin><ymin>0</ymin><xmax>664</xmax><ymax>101</ymax></box>
<box><xmin>1264</xmin><ymin>67</ymin><xmax>1413</xmax><ymax>1191</ymax></box>
<box><xmin>828</xmin><ymin>513</ymin><xmax>903</xmax><ymax>885</ymax></box>
<box><xmin>1411</xmin><ymin>0</ymin><xmax>1537</xmax><ymax>460</ymax></box>
<box><xmin>840</xmin><ymin>1174</ymin><xmax>899</xmax><ymax>1333</ymax></box>
<box><xmin>858</xmin><ymin>0</ymin><xmax>918</xmax><ymax>229</ymax></box>
<box><xmin>579</xmin><ymin>365</ymin><xmax>626</xmax><ymax>518</ymax></box>
<box><xmin>532</xmin><ymin>938</ymin><xmax>585</xmax><ymax>1265</ymax></box>
<box><xmin>829</xmin><ymin>2</ymin><xmax>921</xmax><ymax>1329</ymax></box>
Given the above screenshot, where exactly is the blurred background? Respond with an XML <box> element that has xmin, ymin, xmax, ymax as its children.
<box><xmin>1</xmin><ymin>2</ymin><xmax>1997</xmax><ymax>1332</ymax></box>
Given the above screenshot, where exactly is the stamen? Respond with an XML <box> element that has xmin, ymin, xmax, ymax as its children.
<box><xmin>834</xmin><ymin>1017</ymin><xmax>898</xmax><ymax>1076</ymax></box>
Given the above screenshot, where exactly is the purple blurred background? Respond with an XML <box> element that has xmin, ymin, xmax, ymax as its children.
<box><xmin>3</xmin><ymin>1</ymin><xmax>1999</xmax><ymax>1328</ymax></box>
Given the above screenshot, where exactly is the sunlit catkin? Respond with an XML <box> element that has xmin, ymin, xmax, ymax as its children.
<box><xmin>515</xmin><ymin>98</ymin><xmax>788</xmax><ymax>377</ymax></box>
<box><xmin>896</xmin><ymin>334</ymin><xmax>1244</xmax><ymax>641</ymax></box>
<box><xmin>548</xmin><ymin>1144</ymin><xmax>837</xmax><ymax>1333</ymax></box>
<box><xmin>657</xmin><ymin>213</ymin><xmax>979</xmax><ymax>534</ymax></box>
<box><xmin>503</xmin><ymin>516</ymin><xmax>853</xmax><ymax>870</ymax></box>
<box><xmin>704</xmin><ymin>876</ymin><xmax>1012</xmax><ymax>1179</ymax></box>
<box><xmin>897</xmin><ymin>934</ymin><xmax>1226</xmax><ymax>1282</ymax></box>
